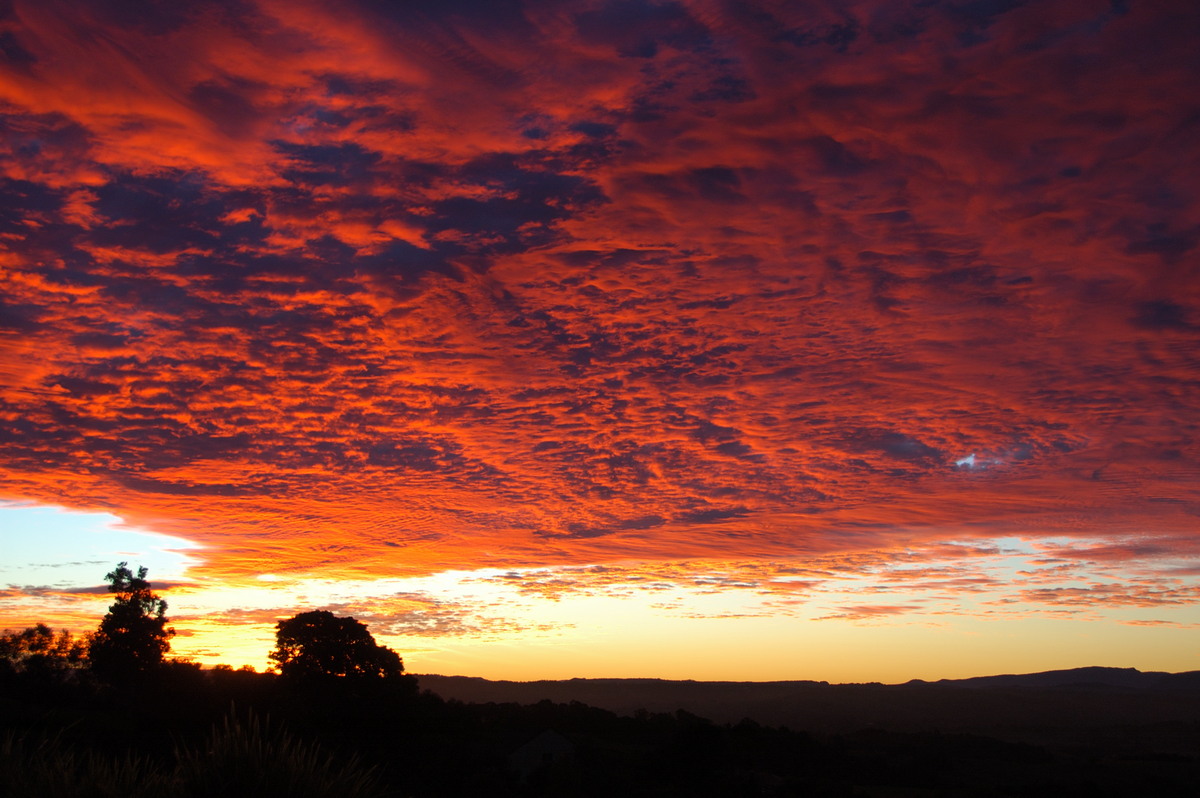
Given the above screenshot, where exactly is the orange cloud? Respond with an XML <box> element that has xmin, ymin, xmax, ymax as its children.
<box><xmin>1</xmin><ymin>0</ymin><xmax>1198</xmax><ymax>659</ymax></box>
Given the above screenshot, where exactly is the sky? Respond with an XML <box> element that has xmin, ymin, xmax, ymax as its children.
<box><xmin>1</xmin><ymin>0</ymin><xmax>1199</xmax><ymax>683</ymax></box>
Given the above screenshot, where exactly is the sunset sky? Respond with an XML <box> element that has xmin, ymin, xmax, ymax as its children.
<box><xmin>2</xmin><ymin>0</ymin><xmax>1199</xmax><ymax>683</ymax></box>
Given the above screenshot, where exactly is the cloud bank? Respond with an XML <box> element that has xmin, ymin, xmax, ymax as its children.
<box><xmin>2</xmin><ymin>0</ymin><xmax>1198</xmax><ymax>638</ymax></box>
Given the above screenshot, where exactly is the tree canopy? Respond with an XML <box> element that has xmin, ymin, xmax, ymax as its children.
<box><xmin>87</xmin><ymin>562</ymin><xmax>174</xmax><ymax>683</ymax></box>
<box><xmin>0</xmin><ymin>623</ymin><xmax>87</xmax><ymax>675</ymax></box>
<box><xmin>269</xmin><ymin>610</ymin><xmax>404</xmax><ymax>682</ymax></box>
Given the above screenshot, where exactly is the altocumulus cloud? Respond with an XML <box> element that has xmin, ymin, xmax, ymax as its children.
<box><xmin>0</xmin><ymin>0</ymin><xmax>1198</xmax><ymax>627</ymax></box>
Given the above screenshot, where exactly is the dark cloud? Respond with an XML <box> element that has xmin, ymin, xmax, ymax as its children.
<box><xmin>841</xmin><ymin>431</ymin><xmax>945</xmax><ymax>464</ymax></box>
<box><xmin>1133</xmin><ymin>300</ymin><xmax>1192</xmax><ymax>331</ymax></box>
<box><xmin>573</xmin><ymin>0</ymin><xmax>708</xmax><ymax>59</ymax></box>
<box><xmin>90</xmin><ymin>173</ymin><xmax>227</xmax><ymax>253</ymax></box>
<box><xmin>275</xmin><ymin>141</ymin><xmax>382</xmax><ymax>188</ymax></box>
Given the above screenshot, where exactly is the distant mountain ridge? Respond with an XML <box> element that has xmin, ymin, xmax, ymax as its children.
<box><xmin>909</xmin><ymin>665</ymin><xmax>1200</xmax><ymax>690</ymax></box>
<box><xmin>417</xmin><ymin>667</ymin><xmax>1200</xmax><ymax>738</ymax></box>
<box><xmin>422</xmin><ymin>666</ymin><xmax>1200</xmax><ymax>695</ymax></box>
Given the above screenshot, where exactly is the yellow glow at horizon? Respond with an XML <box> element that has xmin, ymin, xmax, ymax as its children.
<box><xmin>4</xmin><ymin>502</ymin><xmax>1198</xmax><ymax>682</ymax></box>
<box><xmin>161</xmin><ymin>568</ymin><xmax>1200</xmax><ymax>681</ymax></box>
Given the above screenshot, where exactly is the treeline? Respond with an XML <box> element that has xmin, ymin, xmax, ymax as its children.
<box><xmin>1</xmin><ymin>562</ymin><xmax>423</xmax><ymax>796</ymax></box>
<box><xmin>3</xmin><ymin>565</ymin><xmax>1198</xmax><ymax>796</ymax></box>
<box><xmin>0</xmin><ymin>563</ymin><xmax>412</xmax><ymax>691</ymax></box>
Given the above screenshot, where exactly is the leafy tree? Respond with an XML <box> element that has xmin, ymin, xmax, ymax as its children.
<box><xmin>87</xmin><ymin>562</ymin><xmax>174</xmax><ymax>683</ymax></box>
<box><xmin>0</xmin><ymin>623</ymin><xmax>87</xmax><ymax>674</ymax></box>
<box><xmin>269</xmin><ymin>610</ymin><xmax>404</xmax><ymax>682</ymax></box>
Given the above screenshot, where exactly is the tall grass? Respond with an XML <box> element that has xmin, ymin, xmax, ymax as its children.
<box><xmin>0</xmin><ymin>729</ymin><xmax>171</xmax><ymax>798</ymax></box>
<box><xmin>175</xmin><ymin>710</ymin><xmax>384</xmax><ymax>798</ymax></box>
<box><xmin>0</xmin><ymin>711</ymin><xmax>388</xmax><ymax>798</ymax></box>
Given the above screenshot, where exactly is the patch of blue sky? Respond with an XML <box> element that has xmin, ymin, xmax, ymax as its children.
<box><xmin>0</xmin><ymin>501</ymin><xmax>201</xmax><ymax>590</ymax></box>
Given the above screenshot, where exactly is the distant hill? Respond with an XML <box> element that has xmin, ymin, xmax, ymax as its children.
<box><xmin>416</xmin><ymin>668</ymin><xmax>1200</xmax><ymax>747</ymax></box>
<box><xmin>911</xmin><ymin>665</ymin><xmax>1200</xmax><ymax>690</ymax></box>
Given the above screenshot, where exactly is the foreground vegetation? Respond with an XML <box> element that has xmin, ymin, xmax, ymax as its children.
<box><xmin>1</xmin><ymin>706</ymin><xmax>382</xmax><ymax>798</ymax></box>
<box><xmin>3</xmin><ymin>564</ymin><xmax>1198</xmax><ymax>795</ymax></box>
<box><xmin>5</xmin><ymin>658</ymin><xmax>1200</xmax><ymax>797</ymax></box>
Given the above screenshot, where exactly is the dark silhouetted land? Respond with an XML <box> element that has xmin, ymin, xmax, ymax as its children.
<box><xmin>5</xmin><ymin>663</ymin><xmax>1199</xmax><ymax>796</ymax></box>
<box><xmin>419</xmin><ymin>666</ymin><xmax>1200</xmax><ymax>738</ymax></box>
<box><xmin>420</xmin><ymin>667</ymin><xmax>1200</xmax><ymax>766</ymax></box>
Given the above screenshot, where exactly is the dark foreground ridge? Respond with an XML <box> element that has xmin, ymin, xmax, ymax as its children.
<box><xmin>5</xmin><ymin>663</ymin><xmax>1200</xmax><ymax>796</ymax></box>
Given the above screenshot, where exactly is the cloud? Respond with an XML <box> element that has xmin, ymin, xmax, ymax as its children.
<box><xmin>815</xmin><ymin>605</ymin><xmax>924</xmax><ymax>622</ymax></box>
<box><xmin>0</xmin><ymin>0</ymin><xmax>1196</xmax><ymax>626</ymax></box>
<box><xmin>177</xmin><ymin>593</ymin><xmax>531</xmax><ymax>640</ymax></box>
<box><xmin>1015</xmin><ymin>583</ymin><xmax>1200</xmax><ymax>609</ymax></box>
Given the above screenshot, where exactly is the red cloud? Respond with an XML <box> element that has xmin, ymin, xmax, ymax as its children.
<box><xmin>0</xmin><ymin>0</ymin><xmax>1197</xmax><ymax>611</ymax></box>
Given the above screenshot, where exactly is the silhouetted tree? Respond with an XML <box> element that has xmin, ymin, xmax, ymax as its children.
<box><xmin>0</xmin><ymin>623</ymin><xmax>87</xmax><ymax>674</ymax></box>
<box><xmin>87</xmin><ymin>562</ymin><xmax>174</xmax><ymax>683</ymax></box>
<box><xmin>269</xmin><ymin>610</ymin><xmax>404</xmax><ymax>682</ymax></box>
<box><xmin>0</xmin><ymin>624</ymin><xmax>87</xmax><ymax>667</ymax></box>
